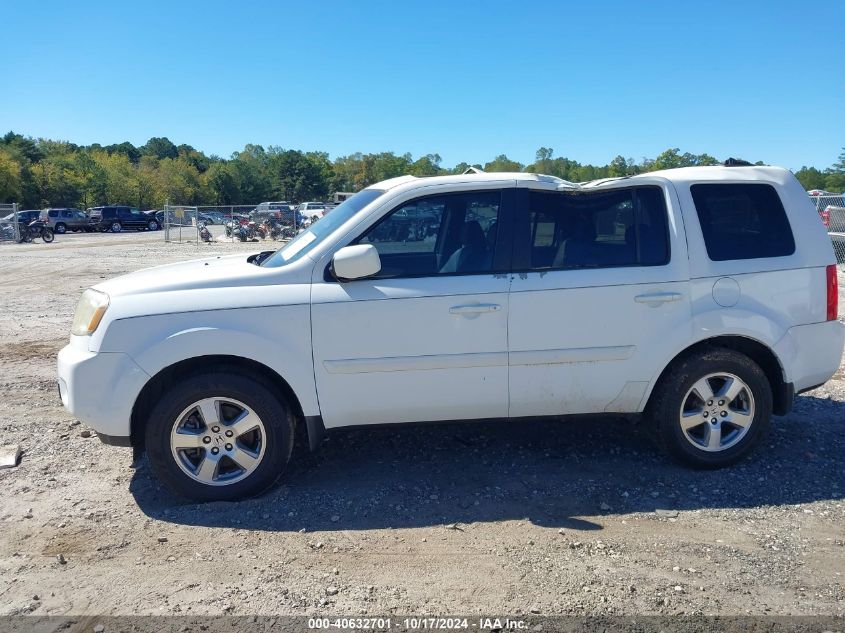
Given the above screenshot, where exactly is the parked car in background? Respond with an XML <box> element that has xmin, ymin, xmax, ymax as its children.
<box><xmin>2</xmin><ymin>210</ymin><xmax>42</xmax><ymax>225</ymax></box>
<box><xmin>59</xmin><ymin>165</ymin><xmax>844</xmax><ymax>501</ymax></box>
<box><xmin>144</xmin><ymin>210</ymin><xmax>164</xmax><ymax>230</ymax></box>
<box><xmin>297</xmin><ymin>201</ymin><xmax>329</xmax><ymax>222</ymax></box>
<box><xmin>41</xmin><ymin>208</ymin><xmax>93</xmax><ymax>233</ymax></box>
<box><xmin>198</xmin><ymin>211</ymin><xmax>227</xmax><ymax>225</ymax></box>
<box><xmin>821</xmin><ymin>205</ymin><xmax>845</xmax><ymax>262</ymax></box>
<box><xmin>89</xmin><ymin>206</ymin><xmax>157</xmax><ymax>232</ymax></box>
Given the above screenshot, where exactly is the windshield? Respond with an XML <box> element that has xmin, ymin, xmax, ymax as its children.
<box><xmin>261</xmin><ymin>189</ymin><xmax>386</xmax><ymax>268</ymax></box>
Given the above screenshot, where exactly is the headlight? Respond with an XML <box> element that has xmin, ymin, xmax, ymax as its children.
<box><xmin>71</xmin><ymin>289</ymin><xmax>110</xmax><ymax>336</ymax></box>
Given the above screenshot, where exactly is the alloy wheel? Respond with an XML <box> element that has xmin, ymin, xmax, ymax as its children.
<box><xmin>679</xmin><ymin>372</ymin><xmax>755</xmax><ymax>452</ymax></box>
<box><xmin>170</xmin><ymin>397</ymin><xmax>267</xmax><ymax>486</ymax></box>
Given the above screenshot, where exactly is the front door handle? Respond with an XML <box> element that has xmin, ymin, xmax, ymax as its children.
<box><xmin>449</xmin><ymin>303</ymin><xmax>502</xmax><ymax>316</ymax></box>
<box><xmin>634</xmin><ymin>292</ymin><xmax>683</xmax><ymax>306</ymax></box>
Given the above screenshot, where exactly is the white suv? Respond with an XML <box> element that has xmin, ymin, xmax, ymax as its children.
<box><xmin>58</xmin><ymin>166</ymin><xmax>844</xmax><ymax>501</ymax></box>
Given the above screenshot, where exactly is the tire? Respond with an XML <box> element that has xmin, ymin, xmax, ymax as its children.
<box><xmin>148</xmin><ymin>220</ymin><xmax>159</xmax><ymax>231</ymax></box>
<box><xmin>647</xmin><ymin>348</ymin><xmax>772</xmax><ymax>468</ymax></box>
<box><xmin>41</xmin><ymin>228</ymin><xmax>54</xmax><ymax>243</ymax></box>
<box><xmin>145</xmin><ymin>371</ymin><xmax>295</xmax><ymax>501</ymax></box>
<box><xmin>110</xmin><ymin>221</ymin><xmax>122</xmax><ymax>233</ymax></box>
<box><xmin>55</xmin><ymin>222</ymin><xmax>67</xmax><ymax>234</ymax></box>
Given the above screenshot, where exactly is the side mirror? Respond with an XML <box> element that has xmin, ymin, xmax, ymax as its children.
<box><xmin>332</xmin><ymin>244</ymin><xmax>381</xmax><ymax>281</ymax></box>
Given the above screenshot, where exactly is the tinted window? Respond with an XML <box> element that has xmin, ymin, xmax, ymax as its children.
<box><xmin>690</xmin><ymin>184</ymin><xmax>795</xmax><ymax>261</ymax></box>
<box><xmin>357</xmin><ymin>191</ymin><xmax>501</xmax><ymax>277</ymax></box>
<box><xmin>526</xmin><ymin>187</ymin><xmax>669</xmax><ymax>270</ymax></box>
<box><xmin>49</xmin><ymin>210</ymin><xmax>59</xmax><ymax>218</ymax></box>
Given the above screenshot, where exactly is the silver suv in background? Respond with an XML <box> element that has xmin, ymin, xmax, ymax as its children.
<box><xmin>41</xmin><ymin>208</ymin><xmax>93</xmax><ymax>233</ymax></box>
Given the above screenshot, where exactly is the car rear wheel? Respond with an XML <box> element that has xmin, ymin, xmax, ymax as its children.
<box><xmin>647</xmin><ymin>348</ymin><xmax>772</xmax><ymax>468</ymax></box>
<box><xmin>148</xmin><ymin>220</ymin><xmax>159</xmax><ymax>231</ymax></box>
<box><xmin>110</xmin><ymin>221</ymin><xmax>122</xmax><ymax>233</ymax></box>
<box><xmin>55</xmin><ymin>222</ymin><xmax>67</xmax><ymax>234</ymax></box>
<box><xmin>145</xmin><ymin>371</ymin><xmax>295</xmax><ymax>501</ymax></box>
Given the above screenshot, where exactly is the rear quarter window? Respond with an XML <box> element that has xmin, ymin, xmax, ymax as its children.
<box><xmin>690</xmin><ymin>183</ymin><xmax>795</xmax><ymax>261</ymax></box>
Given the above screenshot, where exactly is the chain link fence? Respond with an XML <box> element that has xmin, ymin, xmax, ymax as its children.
<box><xmin>163</xmin><ymin>204</ymin><xmax>304</xmax><ymax>245</ymax></box>
<box><xmin>809</xmin><ymin>193</ymin><xmax>845</xmax><ymax>264</ymax></box>
<box><xmin>0</xmin><ymin>203</ymin><xmax>19</xmax><ymax>243</ymax></box>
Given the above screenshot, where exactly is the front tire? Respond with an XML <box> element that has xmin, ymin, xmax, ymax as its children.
<box><xmin>41</xmin><ymin>228</ymin><xmax>54</xmax><ymax>243</ymax></box>
<box><xmin>148</xmin><ymin>220</ymin><xmax>159</xmax><ymax>230</ymax></box>
<box><xmin>145</xmin><ymin>371</ymin><xmax>295</xmax><ymax>501</ymax></box>
<box><xmin>110</xmin><ymin>221</ymin><xmax>122</xmax><ymax>233</ymax></box>
<box><xmin>55</xmin><ymin>222</ymin><xmax>67</xmax><ymax>234</ymax></box>
<box><xmin>647</xmin><ymin>348</ymin><xmax>772</xmax><ymax>468</ymax></box>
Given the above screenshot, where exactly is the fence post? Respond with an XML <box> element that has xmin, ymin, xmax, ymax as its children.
<box><xmin>12</xmin><ymin>202</ymin><xmax>19</xmax><ymax>243</ymax></box>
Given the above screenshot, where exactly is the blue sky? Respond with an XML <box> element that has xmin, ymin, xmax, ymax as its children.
<box><xmin>2</xmin><ymin>0</ymin><xmax>843</xmax><ymax>170</ymax></box>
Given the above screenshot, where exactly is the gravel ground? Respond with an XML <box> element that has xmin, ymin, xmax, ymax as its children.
<box><xmin>0</xmin><ymin>231</ymin><xmax>843</xmax><ymax>618</ymax></box>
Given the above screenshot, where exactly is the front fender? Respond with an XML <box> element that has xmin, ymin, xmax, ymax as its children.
<box><xmin>99</xmin><ymin>305</ymin><xmax>320</xmax><ymax>417</ymax></box>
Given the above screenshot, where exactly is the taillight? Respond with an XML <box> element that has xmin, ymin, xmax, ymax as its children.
<box><xmin>821</xmin><ymin>208</ymin><xmax>831</xmax><ymax>228</ymax></box>
<box><xmin>827</xmin><ymin>264</ymin><xmax>838</xmax><ymax>321</ymax></box>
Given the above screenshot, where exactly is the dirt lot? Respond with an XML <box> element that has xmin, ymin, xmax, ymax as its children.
<box><xmin>0</xmin><ymin>231</ymin><xmax>843</xmax><ymax>618</ymax></box>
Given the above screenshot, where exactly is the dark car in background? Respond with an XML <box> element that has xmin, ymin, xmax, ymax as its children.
<box><xmin>2</xmin><ymin>209</ymin><xmax>42</xmax><ymax>225</ymax></box>
<box><xmin>89</xmin><ymin>206</ymin><xmax>158</xmax><ymax>232</ymax></box>
<box><xmin>144</xmin><ymin>210</ymin><xmax>164</xmax><ymax>230</ymax></box>
<box><xmin>41</xmin><ymin>208</ymin><xmax>93</xmax><ymax>233</ymax></box>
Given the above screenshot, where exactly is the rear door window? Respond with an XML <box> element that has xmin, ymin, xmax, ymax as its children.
<box><xmin>690</xmin><ymin>184</ymin><xmax>795</xmax><ymax>261</ymax></box>
<box><xmin>524</xmin><ymin>186</ymin><xmax>669</xmax><ymax>270</ymax></box>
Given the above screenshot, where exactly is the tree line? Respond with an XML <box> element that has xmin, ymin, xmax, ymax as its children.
<box><xmin>0</xmin><ymin>131</ymin><xmax>843</xmax><ymax>210</ymax></box>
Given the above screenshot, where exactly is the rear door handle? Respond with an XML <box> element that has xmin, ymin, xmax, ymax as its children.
<box><xmin>449</xmin><ymin>303</ymin><xmax>502</xmax><ymax>316</ymax></box>
<box><xmin>634</xmin><ymin>292</ymin><xmax>684</xmax><ymax>306</ymax></box>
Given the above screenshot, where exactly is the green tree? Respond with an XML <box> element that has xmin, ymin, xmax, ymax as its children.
<box><xmin>483</xmin><ymin>154</ymin><xmax>524</xmax><ymax>172</ymax></box>
<box><xmin>825</xmin><ymin>148</ymin><xmax>845</xmax><ymax>192</ymax></box>
<box><xmin>0</xmin><ymin>149</ymin><xmax>21</xmax><ymax>201</ymax></box>
<box><xmin>141</xmin><ymin>137</ymin><xmax>179</xmax><ymax>160</ymax></box>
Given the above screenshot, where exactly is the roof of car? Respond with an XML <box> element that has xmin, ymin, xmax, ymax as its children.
<box><xmin>367</xmin><ymin>165</ymin><xmax>793</xmax><ymax>194</ymax></box>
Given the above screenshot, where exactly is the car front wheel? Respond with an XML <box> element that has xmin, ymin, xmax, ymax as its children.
<box><xmin>110</xmin><ymin>222</ymin><xmax>122</xmax><ymax>233</ymax></box>
<box><xmin>145</xmin><ymin>371</ymin><xmax>295</xmax><ymax>501</ymax></box>
<box><xmin>148</xmin><ymin>220</ymin><xmax>159</xmax><ymax>231</ymax></box>
<box><xmin>648</xmin><ymin>348</ymin><xmax>772</xmax><ymax>468</ymax></box>
<box><xmin>55</xmin><ymin>222</ymin><xmax>67</xmax><ymax>234</ymax></box>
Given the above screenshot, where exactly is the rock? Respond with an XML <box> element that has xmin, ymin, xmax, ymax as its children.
<box><xmin>80</xmin><ymin>430</ymin><xmax>92</xmax><ymax>438</ymax></box>
<box><xmin>673</xmin><ymin>566</ymin><xmax>681</xmax><ymax>572</ymax></box>
<box><xmin>326</xmin><ymin>586</ymin><xmax>339</xmax><ymax>596</ymax></box>
<box><xmin>628</xmin><ymin>585</ymin><xmax>636</xmax><ymax>593</ymax></box>
<box><xmin>0</xmin><ymin>444</ymin><xmax>21</xmax><ymax>469</ymax></box>
<box><xmin>655</xmin><ymin>509</ymin><xmax>679</xmax><ymax>518</ymax></box>
<box><xmin>674</xmin><ymin>585</ymin><xmax>684</xmax><ymax>593</ymax></box>
<box><xmin>157</xmin><ymin>537</ymin><xmax>168</xmax><ymax>543</ymax></box>
<box><xmin>94</xmin><ymin>625</ymin><xmax>105</xmax><ymax>633</ymax></box>
<box><xmin>56</xmin><ymin>554</ymin><xmax>66</xmax><ymax>565</ymax></box>
<box><xmin>529</xmin><ymin>607</ymin><xmax>541</xmax><ymax>614</ymax></box>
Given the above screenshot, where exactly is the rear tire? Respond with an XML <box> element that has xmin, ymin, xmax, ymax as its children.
<box><xmin>145</xmin><ymin>371</ymin><xmax>295</xmax><ymax>501</ymax></box>
<box><xmin>148</xmin><ymin>220</ymin><xmax>159</xmax><ymax>231</ymax></box>
<box><xmin>55</xmin><ymin>223</ymin><xmax>67</xmax><ymax>234</ymax></box>
<box><xmin>647</xmin><ymin>348</ymin><xmax>772</xmax><ymax>468</ymax></box>
<box><xmin>110</xmin><ymin>222</ymin><xmax>122</xmax><ymax>233</ymax></box>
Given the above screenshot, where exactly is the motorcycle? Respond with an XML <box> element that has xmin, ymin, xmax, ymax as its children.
<box><xmin>18</xmin><ymin>219</ymin><xmax>54</xmax><ymax>243</ymax></box>
<box><xmin>198</xmin><ymin>221</ymin><xmax>213</xmax><ymax>243</ymax></box>
<box><xmin>234</xmin><ymin>221</ymin><xmax>257</xmax><ymax>242</ymax></box>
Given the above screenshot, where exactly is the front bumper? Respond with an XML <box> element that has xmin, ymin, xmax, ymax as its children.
<box><xmin>57</xmin><ymin>342</ymin><xmax>150</xmax><ymax>441</ymax></box>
